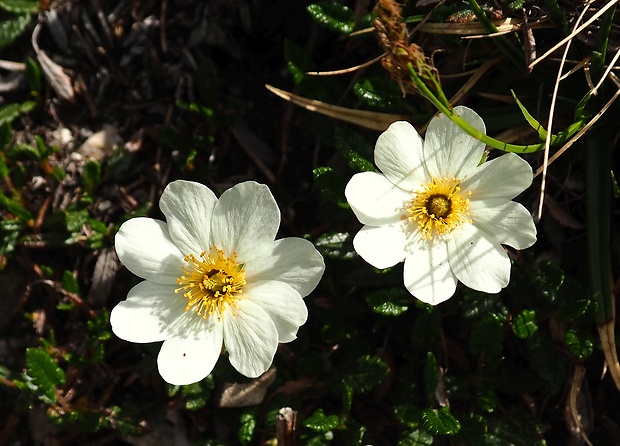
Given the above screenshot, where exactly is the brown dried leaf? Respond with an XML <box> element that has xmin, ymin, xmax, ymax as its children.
<box><xmin>216</xmin><ymin>367</ymin><xmax>277</xmax><ymax>408</ymax></box>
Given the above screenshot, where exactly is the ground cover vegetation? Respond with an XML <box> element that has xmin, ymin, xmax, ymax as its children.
<box><xmin>0</xmin><ymin>0</ymin><xmax>620</xmax><ymax>444</ymax></box>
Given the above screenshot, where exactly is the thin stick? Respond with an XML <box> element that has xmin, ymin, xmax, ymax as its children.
<box><xmin>536</xmin><ymin>1</ymin><xmax>596</xmax><ymax>219</ymax></box>
<box><xmin>306</xmin><ymin>53</ymin><xmax>384</xmax><ymax>76</ymax></box>
<box><xmin>529</xmin><ymin>0</ymin><xmax>619</xmax><ymax>70</ymax></box>
<box><xmin>534</xmin><ymin>72</ymin><xmax>620</xmax><ymax>177</ymax></box>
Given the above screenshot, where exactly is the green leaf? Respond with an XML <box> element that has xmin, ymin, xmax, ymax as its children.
<box><xmin>284</xmin><ymin>39</ymin><xmax>316</xmax><ymax>85</ymax></box>
<box><xmin>0</xmin><ymin>0</ymin><xmax>39</xmax><ymax>13</ymax></box>
<box><xmin>565</xmin><ymin>329</ymin><xmax>594</xmax><ymax>360</ymax></box>
<box><xmin>0</xmin><ymin>12</ymin><xmax>31</xmax><ymax>48</ymax></box>
<box><xmin>82</xmin><ymin>159</ymin><xmax>102</xmax><ymax>192</ymax></box>
<box><xmin>365</xmin><ymin>288</ymin><xmax>409</xmax><ymax>316</ymax></box>
<box><xmin>394</xmin><ymin>404</ymin><xmax>422</xmax><ymax>428</ymax></box>
<box><xmin>398</xmin><ymin>429</ymin><xmax>434</xmax><ymax>446</ymax></box>
<box><xmin>556</xmin><ymin>299</ymin><xmax>591</xmax><ymax>322</ymax></box>
<box><xmin>25</xmin><ymin>347</ymin><xmax>65</xmax><ymax>403</ymax></box>
<box><xmin>511</xmin><ymin>309</ymin><xmax>538</xmax><ymax>339</ymax></box>
<box><xmin>526</xmin><ymin>333</ymin><xmax>568</xmax><ymax>393</ymax></box>
<box><xmin>424</xmin><ymin>352</ymin><xmax>439</xmax><ymax>397</ymax></box>
<box><xmin>476</xmin><ymin>389</ymin><xmax>498</xmax><ymax>413</ymax></box>
<box><xmin>421</xmin><ymin>406</ymin><xmax>461</xmax><ymax>435</ymax></box>
<box><xmin>313</xmin><ymin>166</ymin><xmax>347</xmax><ymax>205</ymax></box>
<box><xmin>343</xmin><ymin>149</ymin><xmax>375</xmax><ymax>172</ymax></box>
<box><xmin>65</xmin><ymin>209</ymin><xmax>89</xmax><ymax>232</ymax></box>
<box><xmin>0</xmin><ymin>121</ymin><xmax>11</xmax><ymax>150</ymax></box>
<box><xmin>511</xmin><ymin>91</ymin><xmax>547</xmax><ymax>141</ymax></box>
<box><xmin>314</xmin><ymin>231</ymin><xmax>355</xmax><ymax>259</ymax></box>
<box><xmin>0</xmin><ymin>101</ymin><xmax>36</xmax><ymax>124</ymax></box>
<box><xmin>307</xmin><ymin>2</ymin><xmax>355</xmax><ymax>34</ymax></box>
<box><xmin>25</xmin><ymin>57</ymin><xmax>42</xmax><ymax>93</ymax></box>
<box><xmin>239</xmin><ymin>409</ymin><xmax>257</xmax><ymax>445</ymax></box>
<box><xmin>182</xmin><ymin>375</ymin><xmax>214</xmax><ymax>411</ymax></box>
<box><xmin>304</xmin><ymin>408</ymin><xmax>340</xmax><ymax>433</ymax></box>
<box><xmin>468</xmin><ymin>312</ymin><xmax>504</xmax><ymax>360</ymax></box>
<box><xmin>61</xmin><ymin>270</ymin><xmax>79</xmax><ymax>294</ymax></box>
<box><xmin>0</xmin><ymin>189</ymin><xmax>33</xmax><ymax>221</ymax></box>
<box><xmin>343</xmin><ymin>354</ymin><xmax>390</xmax><ymax>394</ymax></box>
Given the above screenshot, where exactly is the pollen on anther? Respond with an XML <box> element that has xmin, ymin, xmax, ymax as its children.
<box><xmin>175</xmin><ymin>247</ymin><xmax>246</xmax><ymax>320</ymax></box>
<box><xmin>406</xmin><ymin>176</ymin><xmax>470</xmax><ymax>239</ymax></box>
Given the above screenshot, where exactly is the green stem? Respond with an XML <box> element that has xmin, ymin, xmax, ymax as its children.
<box><xmin>406</xmin><ymin>64</ymin><xmax>583</xmax><ymax>153</ymax></box>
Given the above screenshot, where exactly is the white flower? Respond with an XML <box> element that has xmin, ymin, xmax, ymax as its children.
<box><xmin>110</xmin><ymin>180</ymin><xmax>325</xmax><ymax>385</ymax></box>
<box><xmin>345</xmin><ymin>106</ymin><xmax>537</xmax><ymax>305</ymax></box>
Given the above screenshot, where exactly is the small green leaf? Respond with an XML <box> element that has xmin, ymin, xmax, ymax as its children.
<box><xmin>511</xmin><ymin>309</ymin><xmax>538</xmax><ymax>339</ymax></box>
<box><xmin>365</xmin><ymin>288</ymin><xmax>409</xmax><ymax>316</ymax></box>
<box><xmin>424</xmin><ymin>352</ymin><xmax>439</xmax><ymax>397</ymax></box>
<box><xmin>304</xmin><ymin>408</ymin><xmax>340</xmax><ymax>432</ymax></box>
<box><xmin>239</xmin><ymin>409</ymin><xmax>257</xmax><ymax>445</ymax></box>
<box><xmin>476</xmin><ymin>389</ymin><xmax>498</xmax><ymax>412</ymax></box>
<box><xmin>314</xmin><ymin>231</ymin><xmax>355</xmax><ymax>259</ymax></box>
<box><xmin>394</xmin><ymin>404</ymin><xmax>422</xmax><ymax>428</ymax></box>
<box><xmin>469</xmin><ymin>312</ymin><xmax>504</xmax><ymax>360</ymax></box>
<box><xmin>421</xmin><ymin>406</ymin><xmax>461</xmax><ymax>435</ymax></box>
<box><xmin>61</xmin><ymin>270</ymin><xmax>79</xmax><ymax>294</ymax></box>
<box><xmin>284</xmin><ymin>39</ymin><xmax>316</xmax><ymax>85</ymax></box>
<box><xmin>25</xmin><ymin>347</ymin><xmax>65</xmax><ymax>403</ymax></box>
<box><xmin>0</xmin><ymin>0</ymin><xmax>39</xmax><ymax>13</ymax></box>
<box><xmin>65</xmin><ymin>209</ymin><xmax>89</xmax><ymax>232</ymax></box>
<box><xmin>0</xmin><ymin>101</ymin><xmax>36</xmax><ymax>124</ymax></box>
<box><xmin>313</xmin><ymin>166</ymin><xmax>347</xmax><ymax>205</ymax></box>
<box><xmin>398</xmin><ymin>429</ymin><xmax>434</xmax><ymax>446</ymax></box>
<box><xmin>25</xmin><ymin>57</ymin><xmax>42</xmax><ymax>93</ymax></box>
<box><xmin>82</xmin><ymin>159</ymin><xmax>102</xmax><ymax>192</ymax></box>
<box><xmin>565</xmin><ymin>329</ymin><xmax>594</xmax><ymax>360</ymax></box>
<box><xmin>511</xmin><ymin>91</ymin><xmax>547</xmax><ymax>141</ymax></box>
<box><xmin>343</xmin><ymin>149</ymin><xmax>375</xmax><ymax>172</ymax></box>
<box><xmin>0</xmin><ymin>189</ymin><xmax>33</xmax><ymax>221</ymax></box>
<box><xmin>307</xmin><ymin>2</ymin><xmax>355</xmax><ymax>34</ymax></box>
<box><xmin>182</xmin><ymin>382</ymin><xmax>208</xmax><ymax>411</ymax></box>
<box><xmin>556</xmin><ymin>299</ymin><xmax>591</xmax><ymax>322</ymax></box>
<box><xmin>0</xmin><ymin>12</ymin><xmax>31</xmax><ymax>48</ymax></box>
<box><xmin>0</xmin><ymin>121</ymin><xmax>11</xmax><ymax>150</ymax></box>
<box><xmin>343</xmin><ymin>354</ymin><xmax>389</xmax><ymax>394</ymax></box>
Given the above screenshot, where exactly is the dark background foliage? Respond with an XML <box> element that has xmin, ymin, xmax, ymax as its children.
<box><xmin>0</xmin><ymin>0</ymin><xmax>619</xmax><ymax>445</ymax></box>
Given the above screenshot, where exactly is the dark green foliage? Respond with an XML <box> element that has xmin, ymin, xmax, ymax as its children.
<box><xmin>365</xmin><ymin>287</ymin><xmax>410</xmax><ymax>316</ymax></box>
<box><xmin>304</xmin><ymin>408</ymin><xmax>340</xmax><ymax>432</ymax></box>
<box><xmin>421</xmin><ymin>407</ymin><xmax>461</xmax><ymax>435</ymax></box>
<box><xmin>307</xmin><ymin>2</ymin><xmax>356</xmax><ymax>34</ymax></box>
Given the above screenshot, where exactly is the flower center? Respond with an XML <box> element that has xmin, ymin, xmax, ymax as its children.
<box><xmin>175</xmin><ymin>247</ymin><xmax>246</xmax><ymax>320</ymax></box>
<box><xmin>406</xmin><ymin>177</ymin><xmax>471</xmax><ymax>239</ymax></box>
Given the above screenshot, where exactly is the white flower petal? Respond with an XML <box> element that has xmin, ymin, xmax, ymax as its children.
<box><xmin>246</xmin><ymin>280</ymin><xmax>308</xmax><ymax>343</ymax></box>
<box><xmin>223</xmin><ymin>300</ymin><xmax>279</xmax><ymax>378</ymax></box>
<box><xmin>447</xmin><ymin>224</ymin><xmax>511</xmax><ymax>294</ymax></box>
<box><xmin>110</xmin><ymin>281</ymin><xmax>187</xmax><ymax>343</ymax></box>
<box><xmin>211</xmin><ymin>181</ymin><xmax>280</xmax><ymax>261</ymax></box>
<box><xmin>462</xmin><ymin>153</ymin><xmax>532</xmax><ymax>200</ymax></box>
<box><xmin>245</xmin><ymin>238</ymin><xmax>324</xmax><ymax>297</ymax></box>
<box><xmin>157</xmin><ymin>318</ymin><xmax>224</xmax><ymax>385</ymax></box>
<box><xmin>159</xmin><ymin>180</ymin><xmax>218</xmax><ymax>255</ymax></box>
<box><xmin>353</xmin><ymin>224</ymin><xmax>407</xmax><ymax>269</ymax></box>
<box><xmin>424</xmin><ymin>106</ymin><xmax>486</xmax><ymax>179</ymax></box>
<box><xmin>403</xmin><ymin>240</ymin><xmax>457</xmax><ymax>305</ymax></box>
<box><xmin>470</xmin><ymin>199</ymin><xmax>537</xmax><ymax>249</ymax></box>
<box><xmin>115</xmin><ymin>218</ymin><xmax>184</xmax><ymax>285</ymax></box>
<box><xmin>345</xmin><ymin>171</ymin><xmax>412</xmax><ymax>226</ymax></box>
<box><xmin>375</xmin><ymin>121</ymin><xmax>429</xmax><ymax>191</ymax></box>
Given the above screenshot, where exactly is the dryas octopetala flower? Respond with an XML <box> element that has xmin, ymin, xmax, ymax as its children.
<box><xmin>110</xmin><ymin>180</ymin><xmax>325</xmax><ymax>385</ymax></box>
<box><xmin>345</xmin><ymin>106</ymin><xmax>537</xmax><ymax>305</ymax></box>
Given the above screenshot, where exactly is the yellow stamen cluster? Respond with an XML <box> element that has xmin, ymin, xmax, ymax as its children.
<box><xmin>406</xmin><ymin>177</ymin><xmax>471</xmax><ymax>239</ymax></box>
<box><xmin>175</xmin><ymin>247</ymin><xmax>246</xmax><ymax>320</ymax></box>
